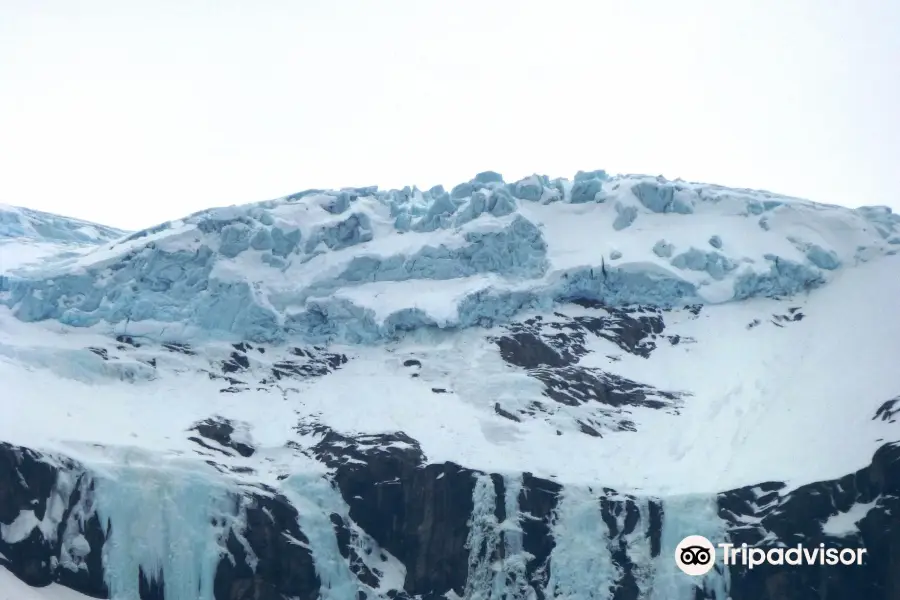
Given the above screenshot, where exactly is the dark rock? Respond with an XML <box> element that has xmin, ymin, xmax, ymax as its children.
<box><xmin>720</xmin><ymin>442</ymin><xmax>900</xmax><ymax>600</ymax></box>
<box><xmin>138</xmin><ymin>567</ymin><xmax>164</xmax><ymax>600</ymax></box>
<box><xmin>577</xmin><ymin>421</ymin><xmax>602</xmax><ymax>437</ymax></box>
<box><xmin>518</xmin><ymin>473</ymin><xmax>562</xmax><ymax>598</ymax></box>
<box><xmin>189</xmin><ymin>417</ymin><xmax>255</xmax><ymax>457</ymax></box>
<box><xmin>87</xmin><ymin>347</ymin><xmax>108</xmax><ymax>360</ymax></box>
<box><xmin>600</xmin><ymin>494</ymin><xmax>642</xmax><ymax>600</ymax></box>
<box><xmin>161</xmin><ymin>342</ymin><xmax>195</xmax><ymax>355</ymax></box>
<box><xmin>223</xmin><ymin>351</ymin><xmax>250</xmax><ymax>373</ymax></box>
<box><xmin>490</xmin><ymin>306</ymin><xmax>685</xmax><ymax>434</ymax></box>
<box><xmin>312</xmin><ymin>429</ymin><xmax>475</xmax><ymax>598</ymax></box>
<box><xmin>115</xmin><ymin>334</ymin><xmax>141</xmax><ymax>347</ymax></box>
<box><xmin>495</xmin><ymin>332</ymin><xmax>569</xmax><ymax>369</ymax></box>
<box><xmin>771</xmin><ymin>310</ymin><xmax>805</xmax><ymax>326</ymax></box>
<box><xmin>525</xmin><ymin>364</ymin><xmax>683</xmax><ymax>434</ymax></box>
<box><xmin>494</xmin><ymin>404</ymin><xmax>521</xmax><ymax>422</ymax></box>
<box><xmin>647</xmin><ymin>499</ymin><xmax>663</xmax><ymax>558</ymax></box>
<box><xmin>874</xmin><ymin>397</ymin><xmax>900</xmax><ymax>422</ymax></box>
<box><xmin>0</xmin><ymin>444</ymin><xmax>108</xmax><ymax>597</ymax></box>
<box><xmin>214</xmin><ymin>493</ymin><xmax>320</xmax><ymax>600</ymax></box>
<box><xmin>266</xmin><ymin>348</ymin><xmax>349</xmax><ymax>383</ymax></box>
<box><xmin>531</xmin><ymin>365</ymin><xmax>680</xmax><ymax>411</ymax></box>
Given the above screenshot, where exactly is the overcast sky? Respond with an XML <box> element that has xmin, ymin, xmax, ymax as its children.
<box><xmin>1</xmin><ymin>0</ymin><xmax>898</xmax><ymax>230</ymax></box>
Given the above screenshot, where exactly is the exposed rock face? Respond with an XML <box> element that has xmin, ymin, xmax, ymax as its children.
<box><xmin>1</xmin><ymin>307</ymin><xmax>898</xmax><ymax>600</ymax></box>
<box><xmin>313</xmin><ymin>429</ymin><xmax>475</xmax><ymax>598</ymax></box>
<box><xmin>213</xmin><ymin>492</ymin><xmax>320</xmax><ymax>600</ymax></box>
<box><xmin>490</xmin><ymin>304</ymin><xmax>693</xmax><ymax>435</ymax></box>
<box><xmin>1</xmin><ymin>439</ymin><xmax>899</xmax><ymax>599</ymax></box>
<box><xmin>0</xmin><ymin>443</ymin><xmax>108</xmax><ymax>597</ymax></box>
<box><xmin>0</xmin><ymin>442</ymin><xmax>322</xmax><ymax>600</ymax></box>
<box><xmin>720</xmin><ymin>442</ymin><xmax>900</xmax><ymax>600</ymax></box>
<box><xmin>189</xmin><ymin>417</ymin><xmax>256</xmax><ymax>458</ymax></box>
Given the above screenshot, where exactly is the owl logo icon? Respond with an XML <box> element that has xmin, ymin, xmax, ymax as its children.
<box><xmin>675</xmin><ymin>535</ymin><xmax>716</xmax><ymax>576</ymax></box>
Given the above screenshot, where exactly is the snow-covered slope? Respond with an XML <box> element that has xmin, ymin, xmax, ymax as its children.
<box><xmin>1</xmin><ymin>171</ymin><xmax>899</xmax><ymax>600</ymax></box>
<box><xmin>0</xmin><ymin>252</ymin><xmax>897</xmax><ymax>495</ymax></box>
<box><xmin>0</xmin><ymin>568</ymin><xmax>91</xmax><ymax>600</ymax></box>
<box><xmin>0</xmin><ymin>204</ymin><xmax>127</xmax><ymax>273</ymax></box>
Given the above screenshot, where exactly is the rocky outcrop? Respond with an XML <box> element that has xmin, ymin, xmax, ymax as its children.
<box><xmin>313</xmin><ymin>429</ymin><xmax>475</xmax><ymax>598</ymax></box>
<box><xmin>720</xmin><ymin>442</ymin><xmax>900</xmax><ymax>600</ymax></box>
<box><xmin>0</xmin><ymin>442</ymin><xmax>107</xmax><ymax>597</ymax></box>
<box><xmin>491</xmin><ymin>304</ymin><xmax>693</xmax><ymax>434</ymax></box>
<box><xmin>1</xmin><ymin>438</ymin><xmax>899</xmax><ymax>599</ymax></box>
<box><xmin>213</xmin><ymin>492</ymin><xmax>320</xmax><ymax>600</ymax></box>
<box><xmin>0</xmin><ymin>442</ymin><xmax>321</xmax><ymax>600</ymax></box>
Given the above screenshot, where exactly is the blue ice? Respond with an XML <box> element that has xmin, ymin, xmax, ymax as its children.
<box><xmin>544</xmin><ymin>486</ymin><xmax>620</xmax><ymax>600</ymax></box>
<box><xmin>93</xmin><ymin>464</ymin><xmax>237</xmax><ymax>600</ymax></box>
<box><xmin>282</xmin><ymin>473</ymin><xmax>361</xmax><ymax>600</ymax></box>
<box><xmin>646</xmin><ymin>494</ymin><xmax>730</xmax><ymax>600</ymax></box>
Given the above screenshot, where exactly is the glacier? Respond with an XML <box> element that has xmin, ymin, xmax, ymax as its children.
<box><xmin>0</xmin><ymin>205</ymin><xmax>124</xmax><ymax>245</ymax></box>
<box><xmin>1</xmin><ymin>170</ymin><xmax>898</xmax><ymax>345</ymax></box>
<box><xmin>1</xmin><ymin>169</ymin><xmax>900</xmax><ymax>600</ymax></box>
<box><xmin>0</xmin><ymin>204</ymin><xmax>126</xmax><ymax>274</ymax></box>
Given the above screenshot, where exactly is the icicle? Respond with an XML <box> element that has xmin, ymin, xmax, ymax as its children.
<box><xmin>493</xmin><ymin>474</ymin><xmax>531</xmax><ymax>600</ymax></box>
<box><xmin>93</xmin><ymin>463</ymin><xmax>236</xmax><ymax>600</ymax></box>
<box><xmin>544</xmin><ymin>486</ymin><xmax>619</xmax><ymax>600</ymax></box>
<box><xmin>59</xmin><ymin>472</ymin><xmax>95</xmax><ymax>575</ymax></box>
<box><xmin>647</xmin><ymin>494</ymin><xmax>730</xmax><ymax>600</ymax></box>
<box><xmin>465</xmin><ymin>474</ymin><xmax>501</xmax><ymax>600</ymax></box>
<box><xmin>282</xmin><ymin>473</ymin><xmax>360</xmax><ymax>600</ymax></box>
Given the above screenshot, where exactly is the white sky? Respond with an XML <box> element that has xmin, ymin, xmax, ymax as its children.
<box><xmin>1</xmin><ymin>0</ymin><xmax>898</xmax><ymax>231</ymax></box>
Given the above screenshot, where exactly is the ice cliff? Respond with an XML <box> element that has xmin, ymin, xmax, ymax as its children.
<box><xmin>1</xmin><ymin>171</ymin><xmax>898</xmax><ymax>345</ymax></box>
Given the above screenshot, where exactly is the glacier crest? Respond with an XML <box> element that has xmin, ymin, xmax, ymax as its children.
<box><xmin>2</xmin><ymin>170</ymin><xmax>895</xmax><ymax>345</ymax></box>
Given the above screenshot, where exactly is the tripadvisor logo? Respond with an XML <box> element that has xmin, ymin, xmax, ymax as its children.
<box><xmin>675</xmin><ymin>535</ymin><xmax>717</xmax><ymax>576</ymax></box>
<box><xmin>675</xmin><ymin>536</ymin><xmax>868</xmax><ymax>576</ymax></box>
